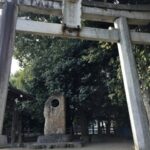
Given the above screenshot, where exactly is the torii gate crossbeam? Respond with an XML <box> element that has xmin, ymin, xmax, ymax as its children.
<box><xmin>0</xmin><ymin>1</ymin><xmax>150</xmax><ymax>150</ymax></box>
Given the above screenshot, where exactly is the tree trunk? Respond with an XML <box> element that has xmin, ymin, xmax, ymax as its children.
<box><xmin>92</xmin><ymin>122</ymin><xmax>95</xmax><ymax>135</ymax></box>
<box><xmin>80</xmin><ymin>113</ymin><xmax>88</xmax><ymax>136</ymax></box>
<box><xmin>18</xmin><ymin>113</ymin><xmax>22</xmax><ymax>147</ymax></box>
<box><xmin>98</xmin><ymin>120</ymin><xmax>101</xmax><ymax>135</ymax></box>
<box><xmin>106</xmin><ymin>119</ymin><xmax>111</xmax><ymax>135</ymax></box>
<box><xmin>11</xmin><ymin>103</ymin><xmax>17</xmax><ymax>145</ymax></box>
<box><xmin>79</xmin><ymin>109</ymin><xmax>89</xmax><ymax>142</ymax></box>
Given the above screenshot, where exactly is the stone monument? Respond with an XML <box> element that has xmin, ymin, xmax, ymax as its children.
<box><xmin>37</xmin><ymin>92</ymin><xmax>71</xmax><ymax>143</ymax></box>
<box><xmin>44</xmin><ymin>93</ymin><xmax>66</xmax><ymax>135</ymax></box>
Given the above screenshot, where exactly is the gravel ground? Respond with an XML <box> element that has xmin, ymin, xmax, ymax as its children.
<box><xmin>0</xmin><ymin>141</ymin><xmax>133</xmax><ymax>150</ymax></box>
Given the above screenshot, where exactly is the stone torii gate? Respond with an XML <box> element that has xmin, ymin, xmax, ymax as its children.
<box><xmin>0</xmin><ymin>0</ymin><xmax>150</xmax><ymax>149</ymax></box>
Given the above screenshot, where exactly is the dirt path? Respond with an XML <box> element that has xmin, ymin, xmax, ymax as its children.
<box><xmin>1</xmin><ymin>141</ymin><xmax>133</xmax><ymax>150</ymax></box>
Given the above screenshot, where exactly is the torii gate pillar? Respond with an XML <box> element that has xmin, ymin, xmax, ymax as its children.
<box><xmin>0</xmin><ymin>0</ymin><xmax>18</xmax><ymax>145</ymax></box>
<box><xmin>114</xmin><ymin>17</ymin><xmax>150</xmax><ymax>150</ymax></box>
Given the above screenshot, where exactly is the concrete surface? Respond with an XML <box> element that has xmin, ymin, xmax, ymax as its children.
<box><xmin>0</xmin><ymin>135</ymin><xmax>7</xmax><ymax>145</ymax></box>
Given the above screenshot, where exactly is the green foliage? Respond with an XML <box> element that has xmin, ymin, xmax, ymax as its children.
<box><xmin>134</xmin><ymin>45</ymin><xmax>150</xmax><ymax>90</ymax></box>
<box><xmin>12</xmin><ymin>32</ymin><xmax>130</xmax><ymax>131</ymax></box>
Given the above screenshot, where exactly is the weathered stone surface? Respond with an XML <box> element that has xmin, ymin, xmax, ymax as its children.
<box><xmin>44</xmin><ymin>93</ymin><xmax>66</xmax><ymax>135</ymax></box>
<box><xmin>37</xmin><ymin>134</ymin><xmax>71</xmax><ymax>143</ymax></box>
<box><xmin>0</xmin><ymin>135</ymin><xmax>7</xmax><ymax>145</ymax></box>
<box><xmin>30</xmin><ymin>141</ymin><xmax>83</xmax><ymax>149</ymax></box>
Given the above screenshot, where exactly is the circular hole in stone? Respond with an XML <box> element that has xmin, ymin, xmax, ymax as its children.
<box><xmin>51</xmin><ymin>99</ymin><xmax>59</xmax><ymax>107</ymax></box>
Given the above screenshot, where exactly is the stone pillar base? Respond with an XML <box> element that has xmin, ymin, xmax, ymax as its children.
<box><xmin>0</xmin><ymin>135</ymin><xmax>7</xmax><ymax>145</ymax></box>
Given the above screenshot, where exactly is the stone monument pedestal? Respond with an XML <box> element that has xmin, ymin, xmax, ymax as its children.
<box><xmin>0</xmin><ymin>135</ymin><xmax>7</xmax><ymax>146</ymax></box>
<box><xmin>37</xmin><ymin>134</ymin><xmax>71</xmax><ymax>143</ymax></box>
<box><xmin>31</xmin><ymin>134</ymin><xmax>83</xmax><ymax>149</ymax></box>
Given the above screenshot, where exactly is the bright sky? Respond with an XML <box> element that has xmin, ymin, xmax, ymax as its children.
<box><xmin>11</xmin><ymin>58</ymin><xmax>21</xmax><ymax>75</ymax></box>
